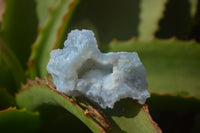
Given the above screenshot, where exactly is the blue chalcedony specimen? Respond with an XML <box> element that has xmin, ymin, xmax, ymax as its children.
<box><xmin>47</xmin><ymin>29</ymin><xmax>150</xmax><ymax>108</ymax></box>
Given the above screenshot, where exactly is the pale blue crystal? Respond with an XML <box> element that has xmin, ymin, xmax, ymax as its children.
<box><xmin>47</xmin><ymin>29</ymin><xmax>150</xmax><ymax>108</ymax></box>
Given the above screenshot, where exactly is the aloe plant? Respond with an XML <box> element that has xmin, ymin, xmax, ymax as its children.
<box><xmin>0</xmin><ymin>0</ymin><xmax>200</xmax><ymax>132</ymax></box>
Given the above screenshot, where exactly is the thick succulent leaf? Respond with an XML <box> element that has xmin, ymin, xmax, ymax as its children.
<box><xmin>1</xmin><ymin>0</ymin><xmax>38</xmax><ymax>68</ymax></box>
<box><xmin>0</xmin><ymin>88</ymin><xmax>15</xmax><ymax>109</ymax></box>
<box><xmin>100</xmin><ymin>39</ymin><xmax>200</xmax><ymax>98</ymax></box>
<box><xmin>0</xmin><ymin>37</ymin><xmax>25</xmax><ymax>88</ymax></box>
<box><xmin>16</xmin><ymin>78</ymin><xmax>108</xmax><ymax>133</ymax></box>
<box><xmin>29</xmin><ymin>0</ymin><xmax>79</xmax><ymax>78</ymax></box>
<box><xmin>106</xmin><ymin>99</ymin><xmax>162</xmax><ymax>133</ymax></box>
<box><xmin>0</xmin><ymin>107</ymin><xmax>40</xmax><ymax>133</ymax></box>
<box><xmin>78</xmin><ymin>98</ymin><xmax>162</xmax><ymax>133</ymax></box>
<box><xmin>36</xmin><ymin>0</ymin><xmax>57</xmax><ymax>27</ymax></box>
<box><xmin>138</xmin><ymin>0</ymin><xmax>167</xmax><ymax>40</ymax></box>
<box><xmin>16</xmin><ymin>78</ymin><xmax>161</xmax><ymax>133</ymax></box>
<box><xmin>156</xmin><ymin>0</ymin><xmax>198</xmax><ymax>39</ymax></box>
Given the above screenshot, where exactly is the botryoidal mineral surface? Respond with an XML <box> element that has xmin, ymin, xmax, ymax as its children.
<box><xmin>47</xmin><ymin>29</ymin><xmax>150</xmax><ymax>108</ymax></box>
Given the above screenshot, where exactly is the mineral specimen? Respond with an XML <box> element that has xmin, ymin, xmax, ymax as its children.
<box><xmin>47</xmin><ymin>29</ymin><xmax>150</xmax><ymax>108</ymax></box>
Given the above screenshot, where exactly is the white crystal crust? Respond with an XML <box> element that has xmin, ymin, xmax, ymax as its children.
<box><xmin>47</xmin><ymin>29</ymin><xmax>150</xmax><ymax>108</ymax></box>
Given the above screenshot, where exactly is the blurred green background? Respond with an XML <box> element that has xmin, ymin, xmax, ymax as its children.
<box><xmin>0</xmin><ymin>0</ymin><xmax>200</xmax><ymax>133</ymax></box>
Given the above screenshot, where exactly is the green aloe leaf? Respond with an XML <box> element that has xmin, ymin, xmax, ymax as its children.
<box><xmin>29</xmin><ymin>0</ymin><xmax>79</xmax><ymax>79</ymax></box>
<box><xmin>107</xmin><ymin>99</ymin><xmax>162</xmax><ymax>133</ymax></box>
<box><xmin>36</xmin><ymin>0</ymin><xmax>57</xmax><ymax>27</ymax></box>
<box><xmin>16</xmin><ymin>78</ymin><xmax>108</xmax><ymax>133</ymax></box>
<box><xmin>1</xmin><ymin>0</ymin><xmax>38</xmax><ymax>68</ymax></box>
<box><xmin>138</xmin><ymin>0</ymin><xmax>168</xmax><ymax>40</ymax></box>
<box><xmin>100</xmin><ymin>39</ymin><xmax>200</xmax><ymax>98</ymax></box>
<box><xmin>0</xmin><ymin>37</ymin><xmax>25</xmax><ymax>89</ymax></box>
<box><xmin>78</xmin><ymin>98</ymin><xmax>162</xmax><ymax>133</ymax></box>
<box><xmin>16</xmin><ymin>78</ymin><xmax>161</xmax><ymax>133</ymax></box>
<box><xmin>0</xmin><ymin>107</ymin><xmax>40</xmax><ymax>133</ymax></box>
